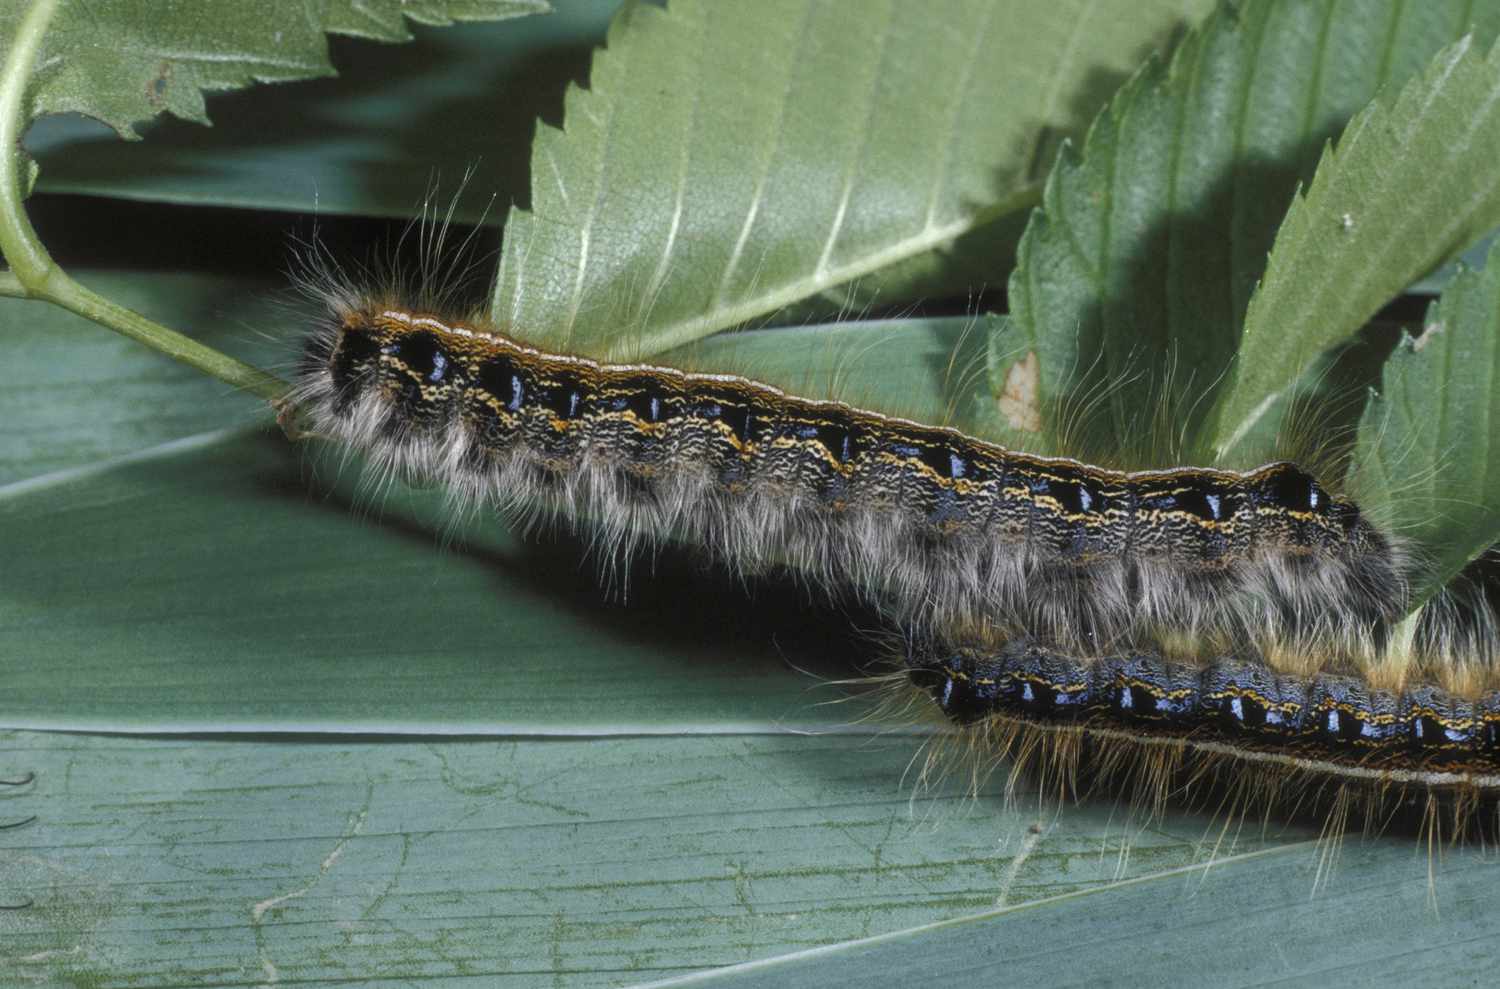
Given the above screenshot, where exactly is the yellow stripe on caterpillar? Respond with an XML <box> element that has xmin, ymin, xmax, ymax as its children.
<box><xmin>897</xmin><ymin>629</ymin><xmax>1500</xmax><ymax>839</ymax></box>
<box><xmin>291</xmin><ymin>297</ymin><xmax>1409</xmax><ymax>660</ymax></box>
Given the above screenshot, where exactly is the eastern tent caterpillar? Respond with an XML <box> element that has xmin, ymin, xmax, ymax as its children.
<box><xmin>287</xmin><ymin>273</ymin><xmax>1500</xmax><ymax>837</ymax></box>
<box><xmin>292</xmin><ymin>291</ymin><xmax>1405</xmax><ymax>663</ymax></box>
<box><xmin>902</xmin><ymin>628</ymin><xmax>1500</xmax><ymax>836</ymax></box>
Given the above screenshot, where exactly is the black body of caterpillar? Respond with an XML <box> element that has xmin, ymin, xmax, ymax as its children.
<box><xmin>294</xmin><ymin>301</ymin><xmax>1405</xmax><ymax>655</ymax></box>
<box><xmin>905</xmin><ymin>634</ymin><xmax>1500</xmax><ymax>792</ymax></box>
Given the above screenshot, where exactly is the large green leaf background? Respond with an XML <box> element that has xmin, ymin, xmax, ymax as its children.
<box><xmin>4</xmin><ymin>1</ymin><xmax>1500</xmax><ymax>986</ymax></box>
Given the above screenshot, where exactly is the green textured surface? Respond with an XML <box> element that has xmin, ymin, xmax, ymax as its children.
<box><xmin>26</xmin><ymin>1</ymin><xmax>601</xmax><ymax>222</ymax></box>
<box><xmin>493</xmin><ymin>0</ymin><xmax>1214</xmax><ymax>358</ymax></box>
<box><xmin>995</xmin><ymin>0</ymin><xmax>1500</xmax><ymax>465</ymax></box>
<box><xmin>670</xmin><ymin>839</ymin><xmax>1500</xmax><ymax>988</ymax></box>
<box><xmin>1355</xmin><ymin>241</ymin><xmax>1500</xmax><ymax>606</ymax></box>
<box><xmin>2</xmin><ymin>0</ymin><xmax>546</xmax><ymax>140</ymax></box>
<box><xmin>0</xmin><ymin>730</ymin><xmax>1330</xmax><ymax>988</ymax></box>
<box><xmin>1222</xmin><ymin>32</ymin><xmax>1500</xmax><ymax>460</ymax></box>
<box><xmin>0</xmin><ymin>270</ymin><xmax>279</xmax><ymax>486</ymax></box>
<box><xmin>5</xmin><ymin>731</ymin><xmax>1500</xmax><ymax>987</ymax></box>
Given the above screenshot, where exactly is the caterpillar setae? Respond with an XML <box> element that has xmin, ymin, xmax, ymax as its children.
<box><xmin>288</xmin><ymin>268</ymin><xmax>1495</xmax><ymax>839</ymax></box>
<box><xmin>292</xmin><ymin>289</ymin><xmax>1404</xmax><ymax>654</ymax></box>
<box><xmin>902</xmin><ymin>628</ymin><xmax>1500</xmax><ymax>836</ymax></box>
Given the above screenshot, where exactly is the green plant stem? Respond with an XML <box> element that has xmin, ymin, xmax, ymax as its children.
<box><xmin>0</xmin><ymin>0</ymin><xmax>288</xmax><ymax>404</ymax></box>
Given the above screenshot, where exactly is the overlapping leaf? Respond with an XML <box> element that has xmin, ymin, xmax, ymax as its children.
<box><xmin>25</xmin><ymin>11</ymin><xmax>600</xmax><ymax>221</ymax></box>
<box><xmin>1217</xmin><ymin>33</ymin><xmax>1500</xmax><ymax>460</ymax></box>
<box><xmin>0</xmin><ymin>0</ymin><xmax>546</xmax><ymax>141</ymax></box>
<box><xmin>995</xmin><ymin>0</ymin><xmax>1500</xmax><ymax>463</ymax></box>
<box><xmin>490</xmin><ymin>0</ymin><xmax>1213</xmax><ymax>358</ymax></box>
<box><xmin>1353</xmin><ymin>243</ymin><xmax>1500</xmax><ymax>606</ymax></box>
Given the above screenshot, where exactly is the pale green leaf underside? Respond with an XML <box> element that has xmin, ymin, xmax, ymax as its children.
<box><xmin>7</xmin><ymin>729</ymin><xmax>1500</xmax><ymax>987</ymax></box>
<box><xmin>996</xmin><ymin>0</ymin><xmax>1500</xmax><ymax>465</ymax></box>
<box><xmin>0</xmin><ymin>271</ymin><xmax>279</xmax><ymax>486</ymax></box>
<box><xmin>1354</xmin><ymin>243</ymin><xmax>1500</xmax><ymax>606</ymax></box>
<box><xmin>1</xmin><ymin>0</ymin><xmax>547</xmax><ymax>141</ymax></box>
<box><xmin>491</xmin><ymin>0</ymin><xmax>1212</xmax><ymax>359</ymax></box>
<box><xmin>1219</xmin><ymin>33</ymin><xmax>1500</xmax><ymax>460</ymax></box>
<box><xmin>9</xmin><ymin>7</ymin><xmax>1500</xmax><ymax>983</ymax></box>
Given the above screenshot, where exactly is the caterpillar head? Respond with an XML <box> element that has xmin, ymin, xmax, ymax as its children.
<box><xmin>314</xmin><ymin>307</ymin><xmax>466</xmax><ymax>435</ymax></box>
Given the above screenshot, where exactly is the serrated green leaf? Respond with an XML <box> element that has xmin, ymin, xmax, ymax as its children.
<box><xmin>1352</xmin><ymin>245</ymin><xmax>1500</xmax><ymax>607</ymax></box>
<box><xmin>491</xmin><ymin>0</ymin><xmax>1213</xmax><ymax>359</ymax></box>
<box><xmin>995</xmin><ymin>0</ymin><xmax>1500</xmax><ymax>463</ymax></box>
<box><xmin>1214</xmin><ymin>33</ymin><xmax>1500</xmax><ymax>460</ymax></box>
<box><xmin>26</xmin><ymin>7</ymin><xmax>611</xmax><ymax>221</ymax></box>
<box><xmin>26</xmin><ymin>0</ymin><xmax>1215</xmax><ymax>302</ymax></box>
<box><xmin>0</xmin><ymin>0</ymin><xmax>546</xmax><ymax>142</ymax></box>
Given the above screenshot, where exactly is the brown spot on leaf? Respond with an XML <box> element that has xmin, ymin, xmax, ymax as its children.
<box><xmin>1413</xmin><ymin>321</ymin><xmax>1444</xmax><ymax>351</ymax></box>
<box><xmin>998</xmin><ymin>350</ymin><xmax>1042</xmax><ymax>433</ymax></box>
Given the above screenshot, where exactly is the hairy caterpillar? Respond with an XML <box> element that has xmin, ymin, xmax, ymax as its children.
<box><xmin>288</xmin><ymin>269</ymin><xmax>1496</xmax><ymax>838</ymax></box>
<box><xmin>292</xmin><ymin>291</ymin><xmax>1403</xmax><ymax>656</ymax></box>
<box><xmin>901</xmin><ymin>629</ymin><xmax>1500</xmax><ymax>836</ymax></box>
